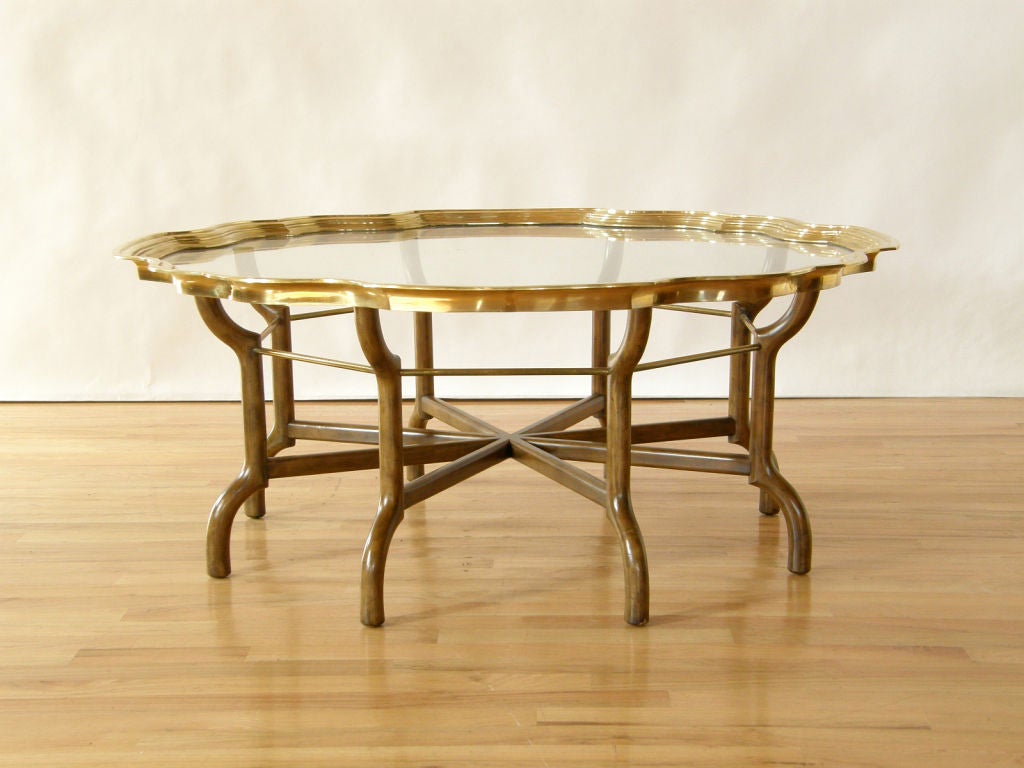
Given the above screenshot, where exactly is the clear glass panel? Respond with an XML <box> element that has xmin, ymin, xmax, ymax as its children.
<box><xmin>166</xmin><ymin>225</ymin><xmax>860</xmax><ymax>288</ymax></box>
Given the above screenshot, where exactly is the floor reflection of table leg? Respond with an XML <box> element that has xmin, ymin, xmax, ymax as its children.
<box><xmin>748</xmin><ymin>290</ymin><xmax>819</xmax><ymax>575</ymax></box>
<box><xmin>355</xmin><ymin>308</ymin><xmax>405</xmax><ymax>627</ymax></box>
<box><xmin>606</xmin><ymin>307</ymin><xmax>652</xmax><ymax>626</ymax></box>
<box><xmin>195</xmin><ymin>297</ymin><xmax>269</xmax><ymax>578</ymax></box>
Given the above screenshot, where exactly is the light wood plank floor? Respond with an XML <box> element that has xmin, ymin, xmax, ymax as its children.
<box><xmin>0</xmin><ymin>399</ymin><xmax>1021</xmax><ymax>767</ymax></box>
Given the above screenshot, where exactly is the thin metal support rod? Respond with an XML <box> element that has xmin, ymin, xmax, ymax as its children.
<box><xmin>289</xmin><ymin>307</ymin><xmax>354</xmax><ymax>321</ymax></box>
<box><xmin>195</xmin><ymin>297</ymin><xmax>269</xmax><ymax>578</ymax></box>
<box><xmin>257</xmin><ymin>316</ymin><xmax>281</xmax><ymax>341</ymax></box>
<box><xmin>656</xmin><ymin>304</ymin><xmax>733</xmax><ymax>317</ymax></box>
<box><xmin>407</xmin><ymin>312</ymin><xmax>435</xmax><ymax>481</ymax></box>
<box><xmin>635</xmin><ymin>343</ymin><xmax>761</xmax><ymax>372</ymax></box>
<box><xmin>399</xmin><ymin>365</ymin><xmax>607</xmax><ymax>377</ymax></box>
<box><xmin>606</xmin><ymin>307</ymin><xmax>653</xmax><ymax>626</ymax></box>
<box><xmin>355</xmin><ymin>308</ymin><xmax>405</xmax><ymax>627</ymax></box>
<box><xmin>729</xmin><ymin>300</ymin><xmax>770</xmax><ymax>449</ymax></box>
<box><xmin>254</xmin><ymin>347</ymin><xmax>374</xmax><ymax>375</ymax></box>
<box><xmin>749</xmin><ymin>290</ymin><xmax>819</xmax><ymax>574</ymax></box>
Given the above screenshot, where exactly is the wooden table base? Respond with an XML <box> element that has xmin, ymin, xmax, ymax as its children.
<box><xmin>196</xmin><ymin>295</ymin><xmax>818</xmax><ymax>626</ymax></box>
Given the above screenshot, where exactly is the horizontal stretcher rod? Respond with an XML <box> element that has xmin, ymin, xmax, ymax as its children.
<box><xmin>404</xmin><ymin>439</ymin><xmax>511</xmax><ymax>507</ymax></box>
<box><xmin>289</xmin><ymin>307</ymin><xmax>355</xmax><ymax>321</ymax></box>
<box><xmin>635</xmin><ymin>344</ymin><xmax>760</xmax><ymax>372</ymax></box>
<box><xmin>255</xmin><ymin>347</ymin><xmax>374</xmax><ymax>374</ymax></box>
<box><xmin>267</xmin><ymin>438</ymin><xmax>494</xmax><ymax>478</ymax></box>
<box><xmin>401</xmin><ymin>366</ymin><xmax>609</xmax><ymax>377</ymax></box>
<box><xmin>515</xmin><ymin>395</ymin><xmax>605</xmax><ymax>434</ymax></box>
<box><xmin>655</xmin><ymin>304</ymin><xmax>732</xmax><ymax>317</ymax></box>
<box><xmin>286</xmin><ymin>420</ymin><xmax>486</xmax><ymax>445</ymax></box>
<box><xmin>258</xmin><ymin>348</ymin><xmax>760</xmax><ymax>377</ymax></box>
<box><xmin>531</xmin><ymin>416</ymin><xmax>736</xmax><ymax>444</ymax></box>
<box><xmin>510</xmin><ymin>437</ymin><xmax>607</xmax><ymax>506</ymax></box>
<box><xmin>527</xmin><ymin>437</ymin><xmax>751</xmax><ymax>476</ymax></box>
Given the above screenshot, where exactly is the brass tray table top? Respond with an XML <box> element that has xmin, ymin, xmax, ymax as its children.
<box><xmin>119</xmin><ymin>208</ymin><xmax>898</xmax><ymax>626</ymax></box>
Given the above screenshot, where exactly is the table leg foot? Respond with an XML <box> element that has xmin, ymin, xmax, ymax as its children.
<box><xmin>405</xmin><ymin>409</ymin><xmax>429</xmax><ymax>482</ymax></box>
<box><xmin>608</xmin><ymin>493</ymin><xmax>650</xmax><ymax>626</ymax></box>
<box><xmin>207</xmin><ymin>470</ymin><xmax>264</xmax><ymax>578</ymax></box>
<box><xmin>752</xmin><ymin>465</ymin><xmax>811</xmax><ymax>574</ymax></box>
<box><xmin>360</xmin><ymin>498</ymin><xmax>405</xmax><ymax>627</ymax></box>
<box><xmin>759</xmin><ymin>488</ymin><xmax>780</xmax><ymax>516</ymax></box>
<box><xmin>244</xmin><ymin>491</ymin><xmax>267</xmax><ymax>519</ymax></box>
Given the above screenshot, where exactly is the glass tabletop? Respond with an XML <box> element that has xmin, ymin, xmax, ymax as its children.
<box><xmin>119</xmin><ymin>210</ymin><xmax>898</xmax><ymax>311</ymax></box>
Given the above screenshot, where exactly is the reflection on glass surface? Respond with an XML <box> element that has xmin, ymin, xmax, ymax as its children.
<box><xmin>167</xmin><ymin>225</ymin><xmax>859</xmax><ymax>289</ymax></box>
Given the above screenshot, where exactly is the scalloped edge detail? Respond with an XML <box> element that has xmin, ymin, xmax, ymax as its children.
<box><xmin>117</xmin><ymin>208</ymin><xmax>898</xmax><ymax>311</ymax></box>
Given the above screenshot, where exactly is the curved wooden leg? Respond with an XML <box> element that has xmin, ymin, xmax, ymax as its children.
<box><xmin>360</xmin><ymin>492</ymin><xmax>404</xmax><ymax>627</ymax></box>
<box><xmin>749</xmin><ymin>290</ymin><xmax>819</xmax><ymax>574</ymax></box>
<box><xmin>605</xmin><ymin>308</ymin><xmax>653</xmax><ymax>625</ymax></box>
<box><xmin>206</xmin><ymin>470</ymin><xmax>263</xmax><ymax>578</ymax></box>
<box><xmin>755</xmin><ymin>455</ymin><xmax>810</xmax><ymax>573</ymax></box>
<box><xmin>196</xmin><ymin>297</ymin><xmax>269</xmax><ymax>577</ymax></box>
<box><xmin>407</xmin><ymin>312</ymin><xmax>434</xmax><ymax>481</ymax></box>
<box><xmin>356</xmin><ymin>308</ymin><xmax>405</xmax><ymax>627</ymax></box>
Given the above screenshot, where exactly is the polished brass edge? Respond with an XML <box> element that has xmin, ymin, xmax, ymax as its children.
<box><xmin>116</xmin><ymin>208</ymin><xmax>898</xmax><ymax>312</ymax></box>
<box><xmin>118</xmin><ymin>209</ymin><xmax>899</xmax><ymax>260</ymax></box>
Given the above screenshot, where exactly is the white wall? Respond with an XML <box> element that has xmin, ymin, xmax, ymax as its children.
<box><xmin>2</xmin><ymin>0</ymin><xmax>1021</xmax><ymax>400</ymax></box>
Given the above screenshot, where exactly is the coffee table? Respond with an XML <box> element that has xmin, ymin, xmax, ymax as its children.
<box><xmin>118</xmin><ymin>209</ymin><xmax>898</xmax><ymax>626</ymax></box>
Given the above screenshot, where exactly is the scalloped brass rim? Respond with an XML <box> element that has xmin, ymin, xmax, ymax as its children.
<box><xmin>116</xmin><ymin>208</ymin><xmax>899</xmax><ymax>312</ymax></box>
